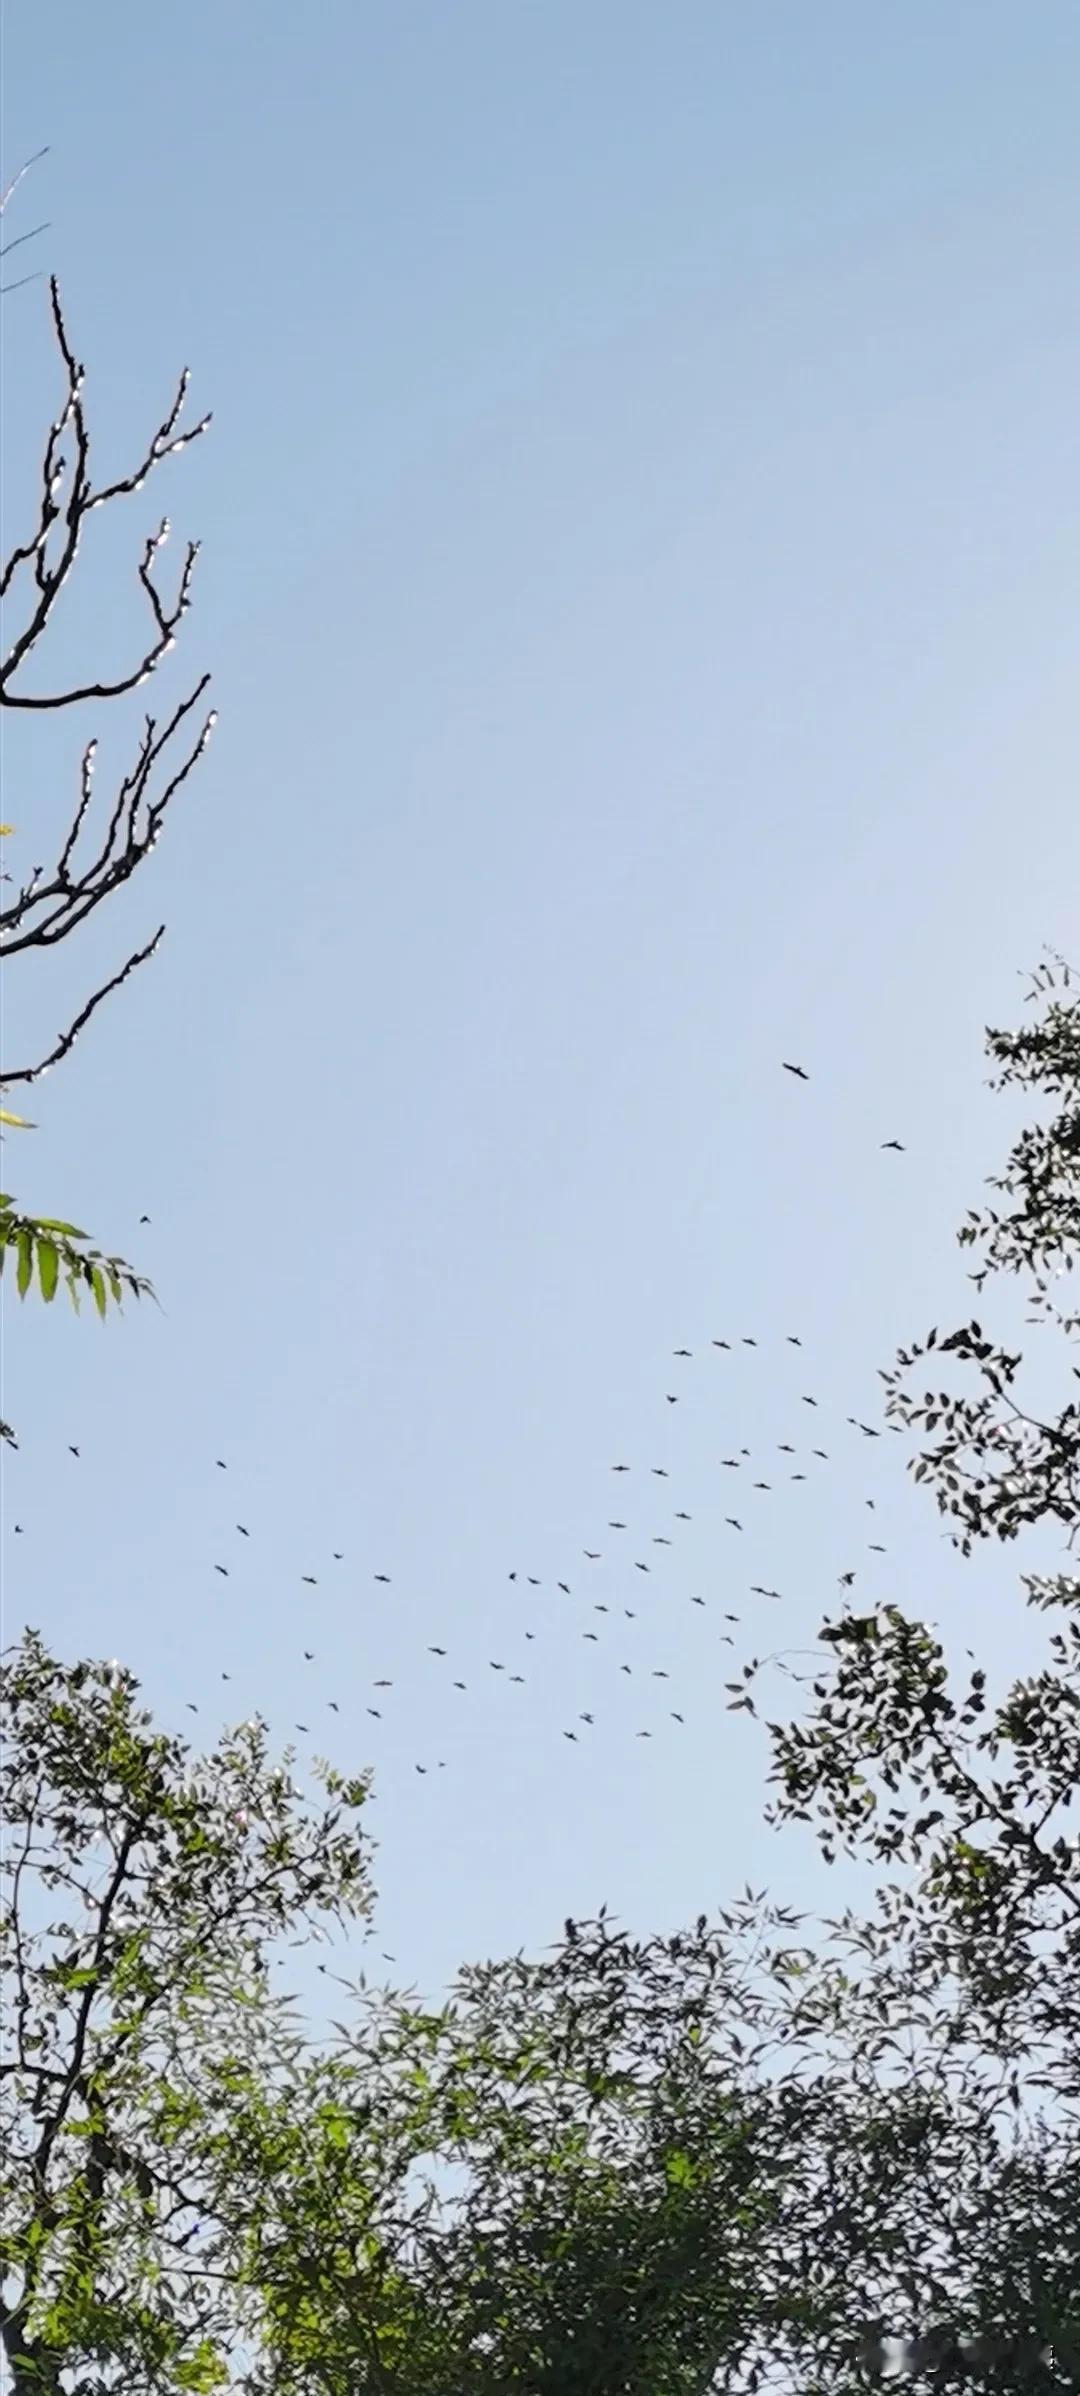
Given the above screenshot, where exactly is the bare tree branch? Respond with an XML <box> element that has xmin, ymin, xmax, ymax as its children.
<box><xmin>1</xmin><ymin>271</ymin><xmax>213</xmax><ymax>1091</ymax></box>
<box><xmin>1</xmin><ymin>930</ymin><xmax>165</xmax><ymax>1087</ymax></box>
<box><xmin>0</xmin><ymin>278</ymin><xmax>210</xmax><ymax>695</ymax></box>
<box><xmin>1</xmin><ymin>679</ymin><xmax>216</xmax><ymax>956</ymax></box>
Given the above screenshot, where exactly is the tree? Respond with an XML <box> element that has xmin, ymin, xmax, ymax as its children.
<box><xmin>758</xmin><ymin>953</ymin><xmax>1080</xmax><ymax>2387</ymax></box>
<box><xmin>0</xmin><ymin>1633</ymin><xmax>373</xmax><ymax>2395</ymax></box>
<box><xmin>0</xmin><ymin>264</ymin><xmax>214</xmax><ymax>1357</ymax></box>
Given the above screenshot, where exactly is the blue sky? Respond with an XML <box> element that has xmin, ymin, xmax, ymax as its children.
<box><xmin>2</xmin><ymin>2</ymin><xmax>1078</xmax><ymax>1999</ymax></box>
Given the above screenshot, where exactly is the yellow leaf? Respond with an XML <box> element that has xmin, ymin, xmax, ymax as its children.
<box><xmin>0</xmin><ymin>1107</ymin><xmax>35</xmax><ymax>1129</ymax></box>
<box><xmin>0</xmin><ymin>826</ymin><xmax>14</xmax><ymax>837</ymax></box>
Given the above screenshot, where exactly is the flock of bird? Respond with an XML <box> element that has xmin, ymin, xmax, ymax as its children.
<box><xmin>7</xmin><ymin>1067</ymin><xmax>911</xmax><ymax>1785</ymax></box>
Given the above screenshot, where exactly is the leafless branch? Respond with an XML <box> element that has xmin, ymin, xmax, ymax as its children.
<box><xmin>0</xmin><ymin>278</ymin><xmax>210</xmax><ymax>698</ymax></box>
<box><xmin>1</xmin><ymin>930</ymin><xmax>165</xmax><ymax>1087</ymax></box>
<box><xmin>0</xmin><ymin>149</ymin><xmax>49</xmax><ymax>214</ymax></box>
<box><xmin>1</xmin><ymin>270</ymin><xmax>213</xmax><ymax>1091</ymax></box>
<box><xmin>1</xmin><ymin>678</ymin><xmax>216</xmax><ymax>956</ymax></box>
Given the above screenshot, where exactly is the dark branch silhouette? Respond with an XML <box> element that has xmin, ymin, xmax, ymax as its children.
<box><xmin>0</xmin><ymin>274</ymin><xmax>213</xmax><ymax>1088</ymax></box>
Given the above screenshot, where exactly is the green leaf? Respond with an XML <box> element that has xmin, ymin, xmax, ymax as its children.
<box><xmin>90</xmin><ymin>1264</ymin><xmax>108</xmax><ymax>1319</ymax></box>
<box><xmin>15</xmin><ymin>1228</ymin><xmax>33</xmax><ymax>1297</ymax></box>
<box><xmin>37</xmin><ymin>1238</ymin><xmax>59</xmax><ymax>1303</ymax></box>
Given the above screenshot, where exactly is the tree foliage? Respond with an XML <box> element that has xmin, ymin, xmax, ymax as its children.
<box><xmin>0</xmin><ymin>1636</ymin><xmax>373</xmax><ymax>2396</ymax></box>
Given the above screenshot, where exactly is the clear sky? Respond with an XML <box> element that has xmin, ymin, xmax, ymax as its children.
<box><xmin>2</xmin><ymin>2</ymin><xmax>1078</xmax><ymax>2001</ymax></box>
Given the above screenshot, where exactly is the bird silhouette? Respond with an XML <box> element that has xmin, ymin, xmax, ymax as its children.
<box><xmin>802</xmin><ymin>1395</ymin><xmax>818</xmax><ymax>1407</ymax></box>
<box><xmin>634</xmin><ymin>1561</ymin><xmax>650</xmax><ymax>1573</ymax></box>
<box><xmin>712</xmin><ymin>1338</ymin><xmax>731</xmax><ymax>1350</ymax></box>
<box><xmin>583</xmin><ymin>1549</ymin><xmax>601</xmax><ymax>1559</ymax></box>
<box><xmin>881</xmin><ymin>1139</ymin><xmax>906</xmax><ymax>1152</ymax></box>
<box><xmin>68</xmin><ymin>1445</ymin><xmax>80</xmax><ymax>1459</ymax></box>
<box><xmin>673</xmin><ymin>1348</ymin><xmax>692</xmax><ymax>1358</ymax></box>
<box><xmin>782</xmin><ymin>1062</ymin><xmax>809</xmax><ymax>1080</ymax></box>
<box><xmin>675</xmin><ymin>1510</ymin><xmax>691</xmax><ymax>1520</ymax></box>
<box><xmin>725</xmin><ymin>1518</ymin><xmax>743</xmax><ymax>1532</ymax></box>
<box><xmin>787</xmin><ymin>1335</ymin><xmax>802</xmax><ymax>1346</ymax></box>
<box><xmin>374</xmin><ymin>1574</ymin><xmax>391</xmax><ymax>1584</ymax></box>
<box><xmin>367</xmin><ymin>1707</ymin><xmax>382</xmax><ymax>1718</ymax></box>
<box><xmin>652</xmin><ymin>1535</ymin><xmax>672</xmax><ymax>1546</ymax></box>
<box><xmin>236</xmin><ymin>1524</ymin><xmax>249</xmax><ymax>1536</ymax></box>
<box><xmin>651</xmin><ymin>1467</ymin><xmax>669</xmax><ymax>1478</ymax></box>
<box><xmin>214</xmin><ymin>1565</ymin><xmax>229</xmax><ymax>1578</ymax></box>
<box><xmin>301</xmin><ymin>1575</ymin><xmax>317</xmax><ymax>1586</ymax></box>
<box><xmin>428</xmin><ymin>1646</ymin><xmax>447</xmax><ymax>1657</ymax></box>
<box><xmin>671</xmin><ymin>1711</ymin><xmax>685</xmax><ymax>1723</ymax></box>
<box><xmin>558</xmin><ymin>1581</ymin><xmax>571</xmax><ymax>1594</ymax></box>
<box><xmin>665</xmin><ymin>1394</ymin><xmax>679</xmax><ymax>1404</ymax></box>
<box><xmin>609</xmin><ymin>1521</ymin><xmax>627</xmax><ymax>1530</ymax></box>
<box><xmin>839</xmin><ymin>1571</ymin><xmax>856</xmax><ymax>1588</ymax></box>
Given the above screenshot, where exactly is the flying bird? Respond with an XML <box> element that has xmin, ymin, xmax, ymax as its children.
<box><xmin>651</xmin><ymin>1467</ymin><xmax>669</xmax><ymax>1478</ymax></box>
<box><xmin>68</xmin><ymin>1445</ymin><xmax>80</xmax><ymax>1459</ymax></box>
<box><xmin>216</xmin><ymin>1460</ymin><xmax>227</xmax><ymax>1470</ymax></box>
<box><xmin>374</xmin><ymin>1574</ymin><xmax>391</xmax><ymax>1584</ymax></box>
<box><xmin>691</xmin><ymin>1595</ymin><xmax>705</xmax><ymax>1607</ymax></box>
<box><xmin>787</xmin><ymin>1335</ymin><xmax>802</xmax><ymax>1346</ymax></box>
<box><xmin>608</xmin><ymin>1522</ymin><xmax>626</xmax><ymax>1530</ymax></box>
<box><xmin>675</xmin><ymin>1510</ymin><xmax>691</xmax><ymax>1521</ymax></box>
<box><xmin>712</xmin><ymin>1338</ymin><xmax>731</xmax><ymax>1350</ymax></box>
<box><xmin>428</xmin><ymin>1646</ymin><xmax>447</xmax><ymax>1657</ymax></box>
<box><xmin>665</xmin><ymin>1394</ymin><xmax>679</xmax><ymax>1404</ymax></box>
<box><xmin>782</xmin><ymin>1062</ymin><xmax>809</xmax><ymax>1080</ymax></box>
<box><xmin>634</xmin><ymin>1561</ymin><xmax>650</xmax><ymax>1573</ymax></box>
<box><xmin>802</xmin><ymin>1395</ymin><xmax>818</xmax><ymax>1407</ymax></box>
<box><xmin>653</xmin><ymin>1535</ymin><xmax>672</xmax><ymax>1546</ymax></box>
<box><xmin>489</xmin><ymin>1660</ymin><xmax>505</xmax><ymax>1671</ymax></box>
<box><xmin>583</xmin><ymin>1549</ymin><xmax>601</xmax><ymax>1559</ymax></box>
<box><xmin>214</xmin><ymin>1565</ymin><xmax>229</xmax><ymax>1578</ymax></box>
<box><xmin>301</xmin><ymin>1575</ymin><xmax>317</xmax><ymax>1586</ymax></box>
<box><xmin>725</xmin><ymin>1518</ymin><xmax>743</xmax><ymax>1532</ymax></box>
<box><xmin>453</xmin><ymin>1680</ymin><xmax>466</xmax><ymax>1691</ymax></box>
<box><xmin>673</xmin><ymin>1348</ymin><xmax>692</xmax><ymax>1358</ymax></box>
<box><xmin>236</xmin><ymin>1524</ymin><xmax>249</xmax><ymax>1537</ymax></box>
<box><xmin>881</xmin><ymin>1140</ymin><xmax>906</xmax><ymax>1152</ymax></box>
<box><xmin>839</xmin><ymin>1571</ymin><xmax>856</xmax><ymax>1588</ymax></box>
<box><xmin>671</xmin><ymin>1712</ymin><xmax>685</xmax><ymax>1724</ymax></box>
<box><xmin>558</xmin><ymin>1581</ymin><xmax>571</xmax><ymax>1595</ymax></box>
<box><xmin>367</xmin><ymin>1708</ymin><xmax>382</xmax><ymax>1718</ymax></box>
<box><xmin>612</xmin><ymin>1463</ymin><xmax>630</xmax><ymax>1472</ymax></box>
